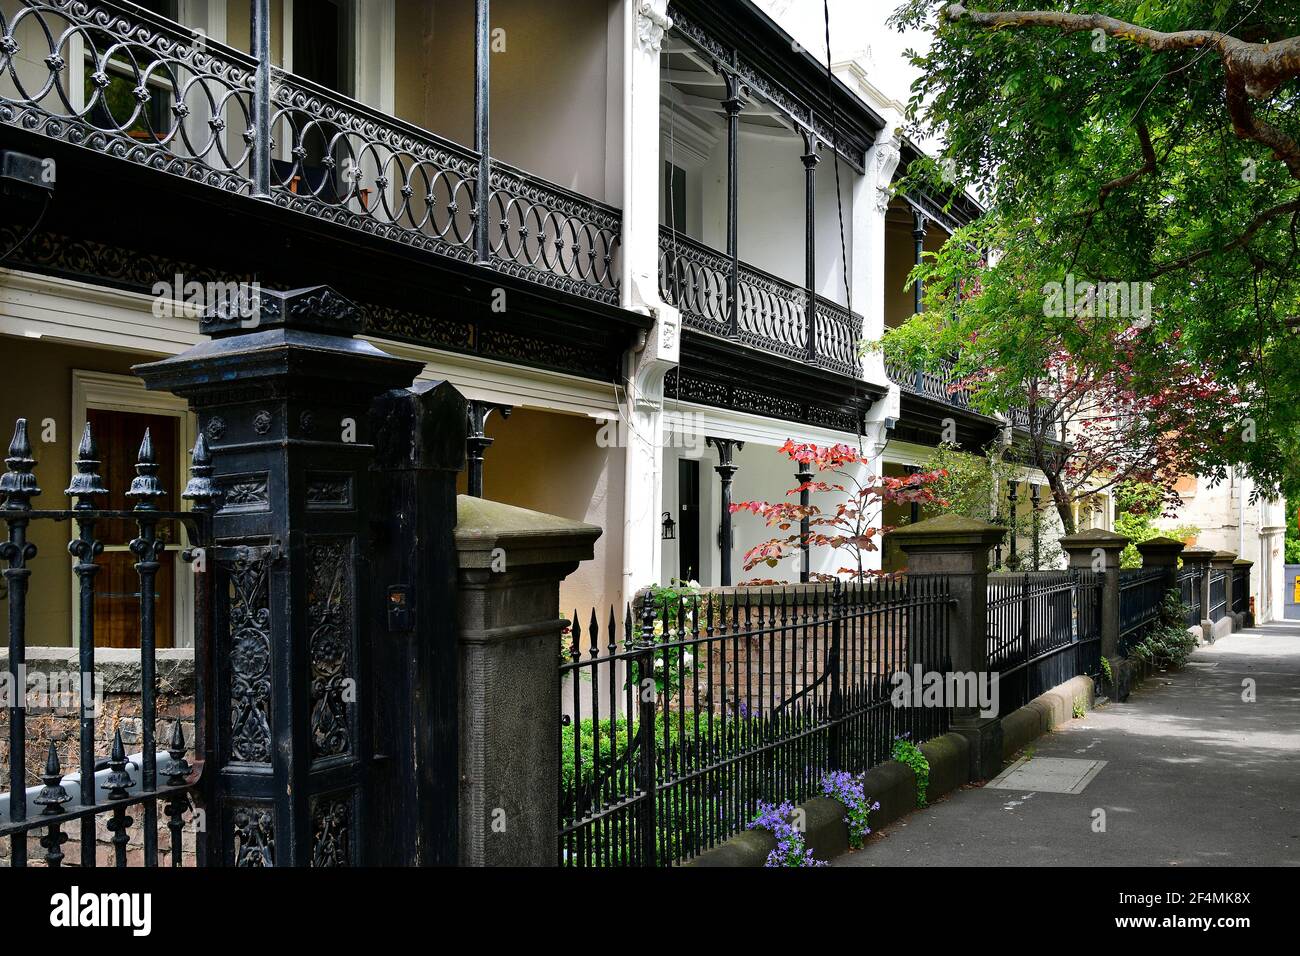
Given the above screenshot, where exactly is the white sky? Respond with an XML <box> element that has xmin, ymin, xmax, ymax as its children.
<box><xmin>754</xmin><ymin>0</ymin><xmax>931</xmax><ymax>108</ymax></box>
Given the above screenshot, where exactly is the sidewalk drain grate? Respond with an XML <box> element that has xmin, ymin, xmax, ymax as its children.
<box><xmin>986</xmin><ymin>757</ymin><xmax>1107</xmax><ymax>794</ymax></box>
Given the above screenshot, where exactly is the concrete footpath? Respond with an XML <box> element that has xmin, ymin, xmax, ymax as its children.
<box><xmin>835</xmin><ymin>621</ymin><xmax>1300</xmax><ymax>867</ymax></box>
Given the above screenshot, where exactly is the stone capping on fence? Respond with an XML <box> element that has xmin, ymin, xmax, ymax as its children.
<box><xmin>1179</xmin><ymin>545</ymin><xmax>1216</xmax><ymax>640</ymax></box>
<box><xmin>454</xmin><ymin>494</ymin><xmax>601</xmax><ymax>867</ymax></box>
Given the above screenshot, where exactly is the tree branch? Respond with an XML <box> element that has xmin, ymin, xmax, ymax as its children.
<box><xmin>945</xmin><ymin>4</ymin><xmax>1300</xmax><ymax>174</ymax></box>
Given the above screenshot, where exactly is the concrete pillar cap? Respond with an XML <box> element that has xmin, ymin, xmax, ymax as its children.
<box><xmin>1058</xmin><ymin>529</ymin><xmax>1130</xmax><ymax>552</ymax></box>
<box><xmin>1180</xmin><ymin>545</ymin><xmax>1215</xmax><ymax>563</ymax></box>
<box><xmin>1135</xmin><ymin>536</ymin><xmax>1185</xmax><ymax>551</ymax></box>
<box><xmin>1211</xmin><ymin>550</ymin><xmax>1238</xmax><ymax>567</ymax></box>
<box><xmin>888</xmin><ymin>513</ymin><xmax>1005</xmax><ymax>550</ymax></box>
<box><xmin>455</xmin><ymin>495</ymin><xmax>601</xmax><ymax>570</ymax></box>
<box><xmin>1233</xmin><ymin>558</ymin><xmax>1254</xmax><ymax>567</ymax></box>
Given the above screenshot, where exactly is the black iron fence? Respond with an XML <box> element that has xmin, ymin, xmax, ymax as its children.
<box><xmin>1232</xmin><ymin>565</ymin><xmax>1249</xmax><ymax>615</ymax></box>
<box><xmin>986</xmin><ymin>571</ymin><xmax>1102</xmax><ymax>717</ymax></box>
<box><xmin>1209</xmin><ymin>570</ymin><xmax>1228</xmax><ymax>622</ymax></box>
<box><xmin>2</xmin><ymin>419</ymin><xmax>211</xmax><ymax>867</ymax></box>
<box><xmin>1119</xmin><ymin>567</ymin><xmax>1167</xmax><ymax>655</ymax></box>
<box><xmin>558</xmin><ymin>577</ymin><xmax>951</xmax><ymax>867</ymax></box>
<box><xmin>1178</xmin><ymin>566</ymin><xmax>1202</xmax><ymax>628</ymax></box>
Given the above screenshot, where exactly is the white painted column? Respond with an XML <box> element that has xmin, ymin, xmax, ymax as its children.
<box><xmin>858</xmin><ymin>124</ymin><xmax>902</xmax><ymax>425</ymax></box>
<box><xmin>619</xmin><ymin>0</ymin><xmax>680</xmax><ymax>603</ymax></box>
<box><xmin>855</xmin><ymin>121</ymin><xmax>904</xmax><ymax>575</ymax></box>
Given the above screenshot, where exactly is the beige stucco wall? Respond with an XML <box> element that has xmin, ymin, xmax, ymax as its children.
<box><xmin>465</xmin><ymin>407</ymin><xmax>624</xmax><ymax>619</ymax></box>
<box><xmin>394</xmin><ymin>0</ymin><xmax>618</xmax><ymax>202</ymax></box>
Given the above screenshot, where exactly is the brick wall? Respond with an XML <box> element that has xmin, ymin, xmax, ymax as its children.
<box><xmin>0</xmin><ymin>647</ymin><xmax>199</xmax><ymax>867</ymax></box>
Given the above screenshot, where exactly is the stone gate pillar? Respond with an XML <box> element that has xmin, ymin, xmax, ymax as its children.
<box><xmin>454</xmin><ymin>496</ymin><xmax>600</xmax><ymax>866</ymax></box>
<box><xmin>1059</xmin><ymin>530</ymin><xmax>1129</xmax><ymax>699</ymax></box>
<box><xmin>1136</xmin><ymin>536</ymin><xmax>1184</xmax><ymax>595</ymax></box>
<box><xmin>890</xmin><ymin>514</ymin><xmax>1005</xmax><ymax>781</ymax></box>
<box><xmin>1181</xmin><ymin>546</ymin><xmax>1215</xmax><ymax>642</ymax></box>
<box><xmin>1212</xmin><ymin>550</ymin><xmax>1238</xmax><ymax>638</ymax></box>
<box><xmin>135</xmin><ymin>286</ymin><xmax>424</xmax><ymax>866</ymax></box>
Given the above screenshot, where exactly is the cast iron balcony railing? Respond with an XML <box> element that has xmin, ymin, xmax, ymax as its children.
<box><xmin>657</xmin><ymin>227</ymin><xmax>862</xmax><ymax>378</ymax></box>
<box><xmin>884</xmin><ymin>356</ymin><xmax>973</xmax><ymax>409</ymax></box>
<box><xmin>0</xmin><ymin>0</ymin><xmax>621</xmax><ymax>305</ymax></box>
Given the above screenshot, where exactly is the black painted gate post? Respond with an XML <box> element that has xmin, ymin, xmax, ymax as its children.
<box><xmin>135</xmin><ymin>287</ymin><xmax>425</xmax><ymax>866</ymax></box>
<box><xmin>368</xmin><ymin>381</ymin><xmax>467</xmax><ymax>865</ymax></box>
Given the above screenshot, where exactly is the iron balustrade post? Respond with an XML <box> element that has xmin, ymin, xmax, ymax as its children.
<box><xmin>65</xmin><ymin>421</ymin><xmax>107</xmax><ymax>866</ymax></box>
<box><xmin>1006</xmin><ymin>480</ymin><xmax>1019</xmax><ymax>568</ymax></box>
<box><xmin>912</xmin><ymin>210</ymin><xmax>927</xmax><ymax>315</ymax></box>
<box><xmin>250</xmin><ymin>0</ymin><xmax>272</xmax><ymax>199</ymax></box>
<box><xmin>1030</xmin><ymin>483</ymin><xmax>1041</xmax><ymax>571</ymax></box>
<box><xmin>2</xmin><ymin>418</ymin><xmax>38</xmax><ymax>867</ymax></box>
<box><xmin>474</xmin><ymin>0</ymin><xmax>491</xmax><ymax>264</ymax></box>
<box><xmin>722</xmin><ymin>73</ymin><xmax>745</xmax><ymax>338</ymax></box>
<box><xmin>135</xmin><ymin>286</ymin><xmax>426</xmax><ymax>866</ymax></box>
<box><xmin>126</xmin><ymin>430</ymin><xmax>167</xmax><ymax>867</ymax></box>
<box><xmin>1019</xmin><ymin>573</ymin><xmax>1031</xmax><ymax>707</ymax></box>
<box><xmin>797</xmin><ymin>466</ymin><xmax>813</xmax><ymax>583</ymax></box>
<box><xmin>465</xmin><ymin>400</ymin><xmax>511</xmax><ymax>498</ymax></box>
<box><xmin>801</xmin><ymin>129</ymin><xmax>819</xmax><ymax>363</ymax></box>
<box><xmin>637</xmin><ymin>599</ymin><xmax>659</xmax><ymax>867</ymax></box>
<box><xmin>828</xmin><ymin>580</ymin><xmax>843</xmax><ymax>771</ymax></box>
<box><xmin>707</xmin><ymin>437</ymin><xmax>743</xmax><ymax>586</ymax></box>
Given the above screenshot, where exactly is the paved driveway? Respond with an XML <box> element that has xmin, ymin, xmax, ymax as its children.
<box><xmin>835</xmin><ymin>622</ymin><xmax>1300</xmax><ymax>867</ymax></box>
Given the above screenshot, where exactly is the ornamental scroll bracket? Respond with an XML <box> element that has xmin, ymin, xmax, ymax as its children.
<box><xmin>636</xmin><ymin>0</ymin><xmax>673</xmax><ymax>53</ymax></box>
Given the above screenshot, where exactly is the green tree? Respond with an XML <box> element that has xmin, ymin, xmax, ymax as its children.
<box><xmin>882</xmin><ymin>1</ymin><xmax>1300</xmax><ymax>520</ymax></box>
<box><xmin>1112</xmin><ymin>480</ymin><xmax>1199</xmax><ymax>567</ymax></box>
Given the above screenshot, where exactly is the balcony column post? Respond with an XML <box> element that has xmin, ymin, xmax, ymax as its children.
<box><xmin>801</xmin><ymin>129</ymin><xmax>820</xmax><ymax>363</ymax></box>
<box><xmin>473</xmin><ymin>0</ymin><xmax>491</xmax><ymax>264</ymax></box>
<box><xmin>912</xmin><ymin>210</ymin><xmax>927</xmax><ymax>315</ymax></box>
<box><xmin>796</xmin><ymin>464</ymin><xmax>813</xmax><ymax>583</ymax></box>
<box><xmin>721</xmin><ymin>73</ymin><xmax>746</xmax><ymax>339</ymax></box>
<box><xmin>465</xmin><ymin>401</ymin><xmax>512</xmax><ymax>499</ymax></box>
<box><xmin>707</xmin><ymin>437</ymin><xmax>743</xmax><ymax>586</ymax></box>
<box><xmin>250</xmin><ymin>0</ymin><xmax>272</xmax><ymax>199</ymax></box>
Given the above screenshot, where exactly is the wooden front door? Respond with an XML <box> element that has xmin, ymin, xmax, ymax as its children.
<box><xmin>86</xmin><ymin>407</ymin><xmax>179</xmax><ymax>648</ymax></box>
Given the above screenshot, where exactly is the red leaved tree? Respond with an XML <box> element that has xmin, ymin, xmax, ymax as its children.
<box><xmin>730</xmin><ymin>440</ymin><xmax>948</xmax><ymax>583</ymax></box>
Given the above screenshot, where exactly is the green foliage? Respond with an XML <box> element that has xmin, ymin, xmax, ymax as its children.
<box><xmin>1113</xmin><ymin>481</ymin><xmax>1199</xmax><ymax>568</ymax></box>
<box><xmin>1127</xmin><ymin>589</ymin><xmax>1199</xmax><ymax>669</ymax></box>
<box><xmin>882</xmin><ymin>0</ymin><xmax>1300</xmax><ymax>507</ymax></box>
<box><xmin>918</xmin><ymin>442</ymin><xmax>1064</xmax><ymax>570</ymax></box>
<box><xmin>560</xmin><ymin>710</ymin><xmax>762</xmax><ymax>866</ymax></box>
<box><xmin>1100</xmin><ymin>655</ymin><xmax>1113</xmax><ymax>683</ymax></box>
<box><xmin>1072</xmin><ymin>696</ymin><xmax>1086</xmax><ymax>719</ymax></box>
<box><xmin>1286</xmin><ymin>517</ymin><xmax>1300</xmax><ymax>564</ymax></box>
<box><xmin>891</xmin><ymin>736</ymin><xmax>931</xmax><ymax>807</ymax></box>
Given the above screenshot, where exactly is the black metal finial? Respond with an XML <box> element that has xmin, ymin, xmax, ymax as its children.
<box><xmin>181</xmin><ymin>432</ymin><xmax>218</xmax><ymax>513</ymax></box>
<box><xmin>1</xmin><ymin>418</ymin><xmax>40</xmax><ymax>510</ymax></box>
<box><xmin>126</xmin><ymin>428</ymin><xmax>166</xmax><ymax>510</ymax></box>
<box><xmin>103</xmin><ymin>728</ymin><xmax>134</xmax><ymax>800</ymax></box>
<box><xmin>165</xmin><ymin>720</ymin><xmax>191</xmax><ymax>786</ymax></box>
<box><xmin>65</xmin><ymin>422</ymin><xmax>109</xmax><ymax>506</ymax></box>
<box><xmin>33</xmin><ymin>743</ymin><xmax>71</xmax><ymax>815</ymax></box>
